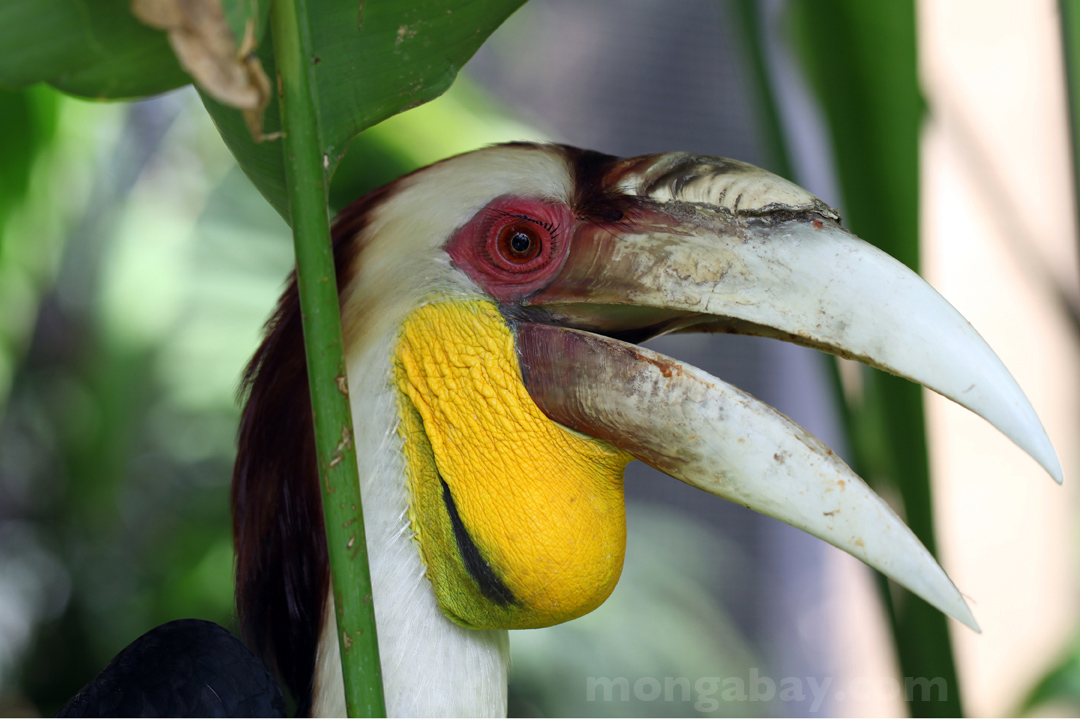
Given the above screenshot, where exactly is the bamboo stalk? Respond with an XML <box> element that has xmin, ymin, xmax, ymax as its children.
<box><xmin>270</xmin><ymin>0</ymin><xmax>386</xmax><ymax>715</ymax></box>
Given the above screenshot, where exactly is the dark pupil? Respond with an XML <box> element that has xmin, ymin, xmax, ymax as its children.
<box><xmin>510</xmin><ymin>232</ymin><xmax>532</xmax><ymax>253</ymax></box>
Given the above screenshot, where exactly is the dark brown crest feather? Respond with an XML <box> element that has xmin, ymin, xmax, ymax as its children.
<box><xmin>232</xmin><ymin>182</ymin><xmax>397</xmax><ymax>716</ymax></box>
<box><xmin>559</xmin><ymin>145</ymin><xmax>638</xmax><ymax>222</ymax></box>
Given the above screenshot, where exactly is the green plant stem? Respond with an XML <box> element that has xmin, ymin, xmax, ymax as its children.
<box><xmin>271</xmin><ymin>0</ymin><xmax>385</xmax><ymax>715</ymax></box>
<box><xmin>1062</xmin><ymin>0</ymin><xmax>1080</xmax><ymax>273</ymax></box>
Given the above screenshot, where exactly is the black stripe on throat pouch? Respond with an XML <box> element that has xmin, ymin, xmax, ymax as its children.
<box><xmin>439</xmin><ymin>477</ymin><xmax>517</xmax><ymax>607</ymax></box>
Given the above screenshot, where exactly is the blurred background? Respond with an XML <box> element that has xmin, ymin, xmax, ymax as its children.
<box><xmin>1</xmin><ymin>0</ymin><xmax>1078</xmax><ymax>716</ymax></box>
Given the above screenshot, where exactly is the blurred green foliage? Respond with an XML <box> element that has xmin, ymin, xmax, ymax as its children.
<box><xmin>0</xmin><ymin>87</ymin><xmax>281</xmax><ymax>715</ymax></box>
<box><xmin>1022</xmin><ymin>649</ymin><xmax>1080</xmax><ymax>716</ymax></box>
<box><xmin>0</xmin><ymin>85</ymin><xmax>64</xmax><ymax>404</ymax></box>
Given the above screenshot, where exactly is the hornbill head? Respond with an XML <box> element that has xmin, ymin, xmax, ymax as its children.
<box><xmin>235</xmin><ymin>143</ymin><xmax>1061</xmax><ymax>714</ymax></box>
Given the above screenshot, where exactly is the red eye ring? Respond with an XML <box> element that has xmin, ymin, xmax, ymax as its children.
<box><xmin>497</xmin><ymin>223</ymin><xmax>542</xmax><ymax>264</ymax></box>
<box><xmin>446</xmin><ymin>196</ymin><xmax>575</xmax><ymax>301</ymax></box>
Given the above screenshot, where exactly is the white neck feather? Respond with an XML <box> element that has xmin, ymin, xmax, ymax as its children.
<box><xmin>311</xmin><ymin>320</ymin><xmax>509</xmax><ymax>718</ymax></box>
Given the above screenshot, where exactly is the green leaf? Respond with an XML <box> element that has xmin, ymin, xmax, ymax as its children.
<box><xmin>0</xmin><ymin>86</ymin><xmax>58</xmax><ymax>228</ymax></box>
<box><xmin>202</xmin><ymin>0</ymin><xmax>527</xmax><ymax>222</ymax></box>
<box><xmin>0</xmin><ymin>0</ymin><xmax>268</xmax><ymax>100</ymax></box>
<box><xmin>1020</xmin><ymin>641</ymin><xmax>1080</xmax><ymax>714</ymax></box>
<box><xmin>0</xmin><ymin>85</ymin><xmax>61</xmax><ymax>407</ymax></box>
<box><xmin>0</xmin><ymin>0</ymin><xmax>187</xmax><ymax>97</ymax></box>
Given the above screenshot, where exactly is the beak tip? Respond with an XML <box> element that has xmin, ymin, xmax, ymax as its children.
<box><xmin>920</xmin><ymin>568</ymin><xmax>980</xmax><ymax>634</ymax></box>
<box><xmin>955</xmin><ymin>603</ymin><xmax>981</xmax><ymax>634</ymax></box>
<box><xmin>981</xmin><ymin>392</ymin><xmax>1063</xmax><ymax>484</ymax></box>
<box><xmin>1046</xmin><ymin>455</ymin><xmax>1065</xmax><ymax>485</ymax></box>
<box><xmin>1030</xmin><ymin>435</ymin><xmax>1064</xmax><ymax>485</ymax></box>
<box><xmin>934</xmin><ymin>579</ymin><xmax>978</xmax><ymax>632</ymax></box>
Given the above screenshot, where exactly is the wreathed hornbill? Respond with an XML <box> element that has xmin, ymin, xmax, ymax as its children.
<box><xmin>234</xmin><ymin>143</ymin><xmax>1061</xmax><ymax>717</ymax></box>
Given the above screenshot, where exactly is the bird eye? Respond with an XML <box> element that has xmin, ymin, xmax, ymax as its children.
<box><xmin>498</xmin><ymin>224</ymin><xmax>542</xmax><ymax>263</ymax></box>
<box><xmin>446</xmin><ymin>196</ymin><xmax>573</xmax><ymax>299</ymax></box>
<box><xmin>511</xmin><ymin>232</ymin><xmax>531</xmax><ymax>253</ymax></box>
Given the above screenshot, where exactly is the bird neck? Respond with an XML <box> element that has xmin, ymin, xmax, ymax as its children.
<box><xmin>311</xmin><ymin>320</ymin><xmax>509</xmax><ymax>717</ymax></box>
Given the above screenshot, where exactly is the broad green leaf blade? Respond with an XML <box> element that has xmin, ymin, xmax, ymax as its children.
<box><xmin>203</xmin><ymin>0</ymin><xmax>527</xmax><ymax>223</ymax></box>
<box><xmin>788</xmin><ymin>2</ymin><xmax>963</xmax><ymax>717</ymax></box>
<box><xmin>310</xmin><ymin>0</ymin><xmax>527</xmax><ymax>163</ymax></box>
<box><xmin>0</xmin><ymin>0</ymin><xmax>188</xmax><ymax>97</ymax></box>
<box><xmin>0</xmin><ymin>0</ymin><xmax>268</xmax><ymax>100</ymax></box>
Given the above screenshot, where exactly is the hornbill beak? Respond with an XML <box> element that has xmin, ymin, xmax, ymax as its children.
<box><xmin>508</xmin><ymin>152</ymin><xmax>1061</xmax><ymax>631</ymax></box>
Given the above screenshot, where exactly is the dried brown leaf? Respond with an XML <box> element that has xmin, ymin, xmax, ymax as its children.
<box><xmin>131</xmin><ymin>0</ymin><xmax>277</xmax><ymax>141</ymax></box>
